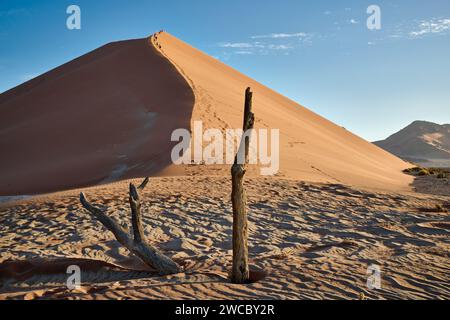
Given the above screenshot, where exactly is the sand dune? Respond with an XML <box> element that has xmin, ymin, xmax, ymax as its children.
<box><xmin>0</xmin><ymin>31</ymin><xmax>412</xmax><ymax>196</ymax></box>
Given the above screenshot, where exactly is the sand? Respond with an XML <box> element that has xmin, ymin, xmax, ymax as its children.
<box><xmin>0</xmin><ymin>176</ymin><xmax>448</xmax><ymax>300</ymax></box>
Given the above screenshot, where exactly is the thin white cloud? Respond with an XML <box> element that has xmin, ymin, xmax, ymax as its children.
<box><xmin>409</xmin><ymin>18</ymin><xmax>450</xmax><ymax>38</ymax></box>
<box><xmin>219</xmin><ymin>42</ymin><xmax>253</xmax><ymax>48</ymax></box>
<box><xmin>218</xmin><ymin>31</ymin><xmax>314</xmax><ymax>57</ymax></box>
<box><xmin>267</xmin><ymin>44</ymin><xmax>292</xmax><ymax>50</ymax></box>
<box><xmin>234</xmin><ymin>51</ymin><xmax>254</xmax><ymax>55</ymax></box>
<box><xmin>0</xmin><ymin>8</ymin><xmax>27</xmax><ymax>17</ymax></box>
<box><xmin>251</xmin><ymin>32</ymin><xmax>308</xmax><ymax>39</ymax></box>
<box><xmin>219</xmin><ymin>41</ymin><xmax>293</xmax><ymax>51</ymax></box>
<box><xmin>348</xmin><ymin>19</ymin><xmax>359</xmax><ymax>25</ymax></box>
<box><xmin>373</xmin><ymin>17</ymin><xmax>450</xmax><ymax>44</ymax></box>
<box><xmin>219</xmin><ymin>42</ymin><xmax>265</xmax><ymax>49</ymax></box>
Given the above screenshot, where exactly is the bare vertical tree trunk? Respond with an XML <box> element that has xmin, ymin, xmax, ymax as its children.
<box><xmin>231</xmin><ymin>87</ymin><xmax>255</xmax><ymax>284</ymax></box>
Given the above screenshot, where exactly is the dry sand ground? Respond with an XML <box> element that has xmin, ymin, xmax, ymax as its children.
<box><xmin>412</xmin><ymin>173</ymin><xmax>450</xmax><ymax>197</ymax></box>
<box><xmin>0</xmin><ymin>176</ymin><xmax>448</xmax><ymax>300</ymax></box>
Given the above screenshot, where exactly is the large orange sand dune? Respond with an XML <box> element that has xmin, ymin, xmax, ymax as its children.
<box><xmin>0</xmin><ymin>32</ymin><xmax>412</xmax><ymax>195</ymax></box>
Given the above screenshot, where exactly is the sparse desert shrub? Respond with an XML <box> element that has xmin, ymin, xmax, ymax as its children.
<box><xmin>403</xmin><ymin>167</ymin><xmax>430</xmax><ymax>176</ymax></box>
<box><xmin>417</xmin><ymin>168</ymin><xmax>430</xmax><ymax>176</ymax></box>
<box><xmin>420</xmin><ymin>204</ymin><xmax>449</xmax><ymax>213</ymax></box>
<box><xmin>427</xmin><ymin>167</ymin><xmax>449</xmax><ymax>177</ymax></box>
<box><xmin>437</xmin><ymin>172</ymin><xmax>446</xmax><ymax>179</ymax></box>
<box><xmin>403</xmin><ymin>167</ymin><xmax>420</xmax><ymax>174</ymax></box>
<box><xmin>435</xmin><ymin>204</ymin><xmax>448</xmax><ymax>213</ymax></box>
<box><xmin>403</xmin><ymin>167</ymin><xmax>448</xmax><ymax>177</ymax></box>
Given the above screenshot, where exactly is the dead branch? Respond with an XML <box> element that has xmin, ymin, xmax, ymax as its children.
<box><xmin>79</xmin><ymin>178</ymin><xmax>180</xmax><ymax>275</ymax></box>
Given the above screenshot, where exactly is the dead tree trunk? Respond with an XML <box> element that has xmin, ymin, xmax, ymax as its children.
<box><xmin>79</xmin><ymin>178</ymin><xmax>180</xmax><ymax>275</ymax></box>
<box><xmin>231</xmin><ymin>87</ymin><xmax>255</xmax><ymax>284</ymax></box>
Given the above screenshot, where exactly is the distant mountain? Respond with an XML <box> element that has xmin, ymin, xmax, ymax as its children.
<box><xmin>374</xmin><ymin>121</ymin><xmax>450</xmax><ymax>167</ymax></box>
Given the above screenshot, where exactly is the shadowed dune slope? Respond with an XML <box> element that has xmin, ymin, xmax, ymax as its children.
<box><xmin>155</xmin><ymin>32</ymin><xmax>412</xmax><ymax>191</ymax></box>
<box><xmin>0</xmin><ymin>38</ymin><xmax>194</xmax><ymax>195</ymax></box>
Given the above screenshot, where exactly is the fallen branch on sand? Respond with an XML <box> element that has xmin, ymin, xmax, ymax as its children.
<box><xmin>79</xmin><ymin>178</ymin><xmax>181</xmax><ymax>275</ymax></box>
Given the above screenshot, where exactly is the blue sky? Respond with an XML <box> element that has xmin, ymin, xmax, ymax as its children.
<box><xmin>1</xmin><ymin>0</ymin><xmax>449</xmax><ymax>141</ymax></box>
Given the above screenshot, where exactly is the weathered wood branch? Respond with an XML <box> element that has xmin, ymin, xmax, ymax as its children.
<box><xmin>231</xmin><ymin>87</ymin><xmax>254</xmax><ymax>284</ymax></box>
<box><xmin>80</xmin><ymin>178</ymin><xmax>180</xmax><ymax>275</ymax></box>
<box><xmin>79</xmin><ymin>193</ymin><xmax>131</xmax><ymax>247</ymax></box>
<box><xmin>130</xmin><ymin>183</ymin><xmax>145</xmax><ymax>243</ymax></box>
<box><xmin>137</xmin><ymin>177</ymin><xmax>149</xmax><ymax>191</ymax></box>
